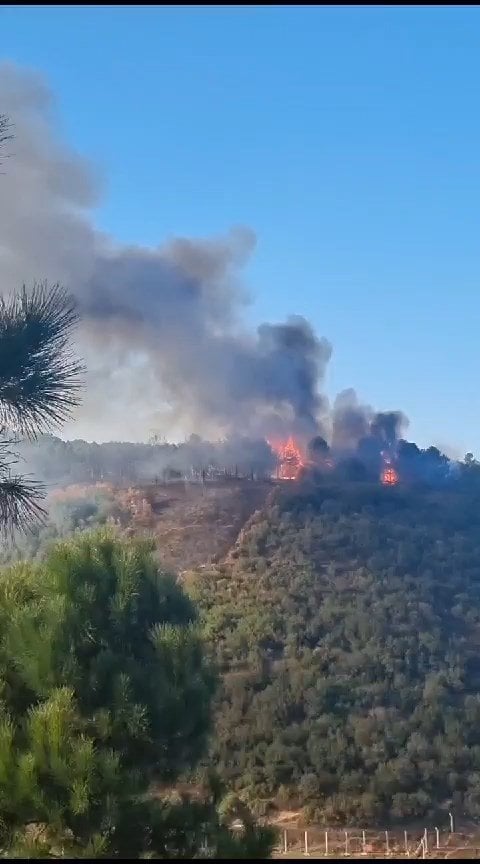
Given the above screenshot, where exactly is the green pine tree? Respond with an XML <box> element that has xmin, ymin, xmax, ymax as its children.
<box><xmin>0</xmin><ymin>530</ymin><xmax>274</xmax><ymax>857</ymax></box>
<box><xmin>0</xmin><ymin>284</ymin><xmax>83</xmax><ymax>532</ymax></box>
<box><xmin>0</xmin><ymin>115</ymin><xmax>83</xmax><ymax>533</ymax></box>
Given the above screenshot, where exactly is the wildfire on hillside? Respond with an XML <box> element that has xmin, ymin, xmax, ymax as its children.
<box><xmin>267</xmin><ymin>437</ymin><xmax>304</xmax><ymax>480</ymax></box>
<box><xmin>380</xmin><ymin>454</ymin><xmax>399</xmax><ymax>486</ymax></box>
<box><xmin>268</xmin><ymin>439</ymin><xmax>401</xmax><ymax>485</ymax></box>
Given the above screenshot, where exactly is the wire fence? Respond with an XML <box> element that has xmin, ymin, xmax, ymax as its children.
<box><xmin>272</xmin><ymin>824</ymin><xmax>480</xmax><ymax>859</ymax></box>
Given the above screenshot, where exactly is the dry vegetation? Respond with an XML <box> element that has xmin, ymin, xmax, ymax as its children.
<box><xmin>58</xmin><ymin>479</ymin><xmax>274</xmax><ymax>574</ymax></box>
<box><xmin>135</xmin><ymin>480</ymin><xmax>273</xmax><ymax>573</ymax></box>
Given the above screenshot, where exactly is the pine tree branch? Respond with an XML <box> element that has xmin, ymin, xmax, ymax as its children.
<box><xmin>0</xmin><ymin>283</ymin><xmax>85</xmax><ymax>436</ymax></box>
<box><xmin>0</xmin><ymin>476</ymin><xmax>46</xmax><ymax>535</ymax></box>
<box><xmin>0</xmin><ymin>432</ymin><xmax>46</xmax><ymax>534</ymax></box>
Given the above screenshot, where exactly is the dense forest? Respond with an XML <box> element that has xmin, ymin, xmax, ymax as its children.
<box><xmin>8</xmin><ymin>433</ymin><xmax>480</xmax><ymax>831</ymax></box>
<box><xmin>191</xmin><ymin>477</ymin><xmax>480</xmax><ymax>826</ymax></box>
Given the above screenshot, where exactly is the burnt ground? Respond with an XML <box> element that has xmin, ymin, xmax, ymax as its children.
<box><xmin>132</xmin><ymin>479</ymin><xmax>273</xmax><ymax>575</ymax></box>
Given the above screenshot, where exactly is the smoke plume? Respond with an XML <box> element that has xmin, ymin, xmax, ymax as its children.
<box><xmin>0</xmin><ymin>63</ymin><xmax>335</xmax><ymax>443</ymax></box>
<box><xmin>2</xmin><ymin>62</ymin><xmax>421</xmax><ymax>462</ymax></box>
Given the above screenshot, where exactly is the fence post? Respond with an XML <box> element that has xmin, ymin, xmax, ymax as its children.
<box><xmin>424</xmin><ymin>828</ymin><xmax>428</xmax><ymax>854</ymax></box>
<box><xmin>404</xmin><ymin>830</ymin><xmax>408</xmax><ymax>855</ymax></box>
<box><xmin>325</xmin><ymin>830</ymin><xmax>329</xmax><ymax>857</ymax></box>
<box><xmin>304</xmin><ymin>830</ymin><xmax>309</xmax><ymax>857</ymax></box>
<box><xmin>385</xmin><ymin>830</ymin><xmax>390</xmax><ymax>855</ymax></box>
<box><xmin>435</xmin><ymin>826</ymin><xmax>440</xmax><ymax>849</ymax></box>
<box><xmin>422</xmin><ymin>837</ymin><xmax>426</xmax><ymax>860</ymax></box>
<box><xmin>345</xmin><ymin>830</ymin><xmax>349</xmax><ymax>856</ymax></box>
<box><xmin>449</xmin><ymin>811</ymin><xmax>454</xmax><ymax>833</ymax></box>
<box><xmin>362</xmin><ymin>830</ymin><xmax>366</xmax><ymax>853</ymax></box>
<box><xmin>283</xmin><ymin>829</ymin><xmax>288</xmax><ymax>854</ymax></box>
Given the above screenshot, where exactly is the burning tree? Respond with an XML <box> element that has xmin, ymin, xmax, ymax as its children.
<box><xmin>268</xmin><ymin>437</ymin><xmax>304</xmax><ymax>481</ymax></box>
<box><xmin>380</xmin><ymin>464</ymin><xmax>399</xmax><ymax>486</ymax></box>
<box><xmin>380</xmin><ymin>451</ymin><xmax>400</xmax><ymax>486</ymax></box>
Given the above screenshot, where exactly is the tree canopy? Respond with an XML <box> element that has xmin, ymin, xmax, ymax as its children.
<box><xmin>192</xmin><ymin>478</ymin><xmax>480</xmax><ymax>826</ymax></box>
<box><xmin>0</xmin><ymin>530</ymin><xmax>274</xmax><ymax>857</ymax></box>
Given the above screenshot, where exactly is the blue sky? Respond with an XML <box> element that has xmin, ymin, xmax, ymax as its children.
<box><xmin>2</xmin><ymin>5</ymin><xmax>480</xmax><ymax>454</ymax></box>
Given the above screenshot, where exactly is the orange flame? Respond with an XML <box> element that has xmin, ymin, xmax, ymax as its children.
<box><xmin>268</xmin><ymin>436</ymin><xmax>304</xmax><ymax>480</ymax></box>
<box><xmin>381</xmin><ymin>463</ymin><xmax>399</xmax><ymax>486</ymax></box>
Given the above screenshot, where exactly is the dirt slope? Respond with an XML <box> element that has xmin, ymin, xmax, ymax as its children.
<box><xmin>132</xmin><ymin>479</ymin><xmax>273</xmax><ymax>573</ymax></box>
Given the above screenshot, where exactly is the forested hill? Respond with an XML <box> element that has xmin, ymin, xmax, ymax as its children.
<box><xmin>191</xmin><ymin>479</ymin><xmax>480</xmax><ymax>826</ymax></box>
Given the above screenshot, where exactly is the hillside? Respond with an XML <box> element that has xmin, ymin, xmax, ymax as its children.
<box><xmin>191</xmin><ymin>478</ymin><xmax>480</xmax><ymax>826</ymax></box>
<box><xmin>140</xmin><ymin>480</ymin><xmax>273</xmax><ymax>572</ymax></box>
<box><xmin>1</xmin><ymin>479</ymin><xmax>272</xmax><ymax>574</ymax></box>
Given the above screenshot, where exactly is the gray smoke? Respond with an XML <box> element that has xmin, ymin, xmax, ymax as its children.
<box><xmin>370</xmin><ymin>410</ymin><xmax>408</xmax><ymax>450</ymax></box>
<box><xmin>331</xmin><ymin>389</ymin><xmax>372</xmax><ymax>452</ymax></box>
<box><xmin>1</xmin><ymin>62</ymin><xmax>411</xmax><ymax>456</ymax></box>
<box><xmin>0</xmin><ymin>63</ymin><xmax>332</xmax><ymax>443</ymax></box>
<box><xmin>331</xmin><ymin>389</ymin><xmax>409</xmax><ymax>455</ymax></box>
